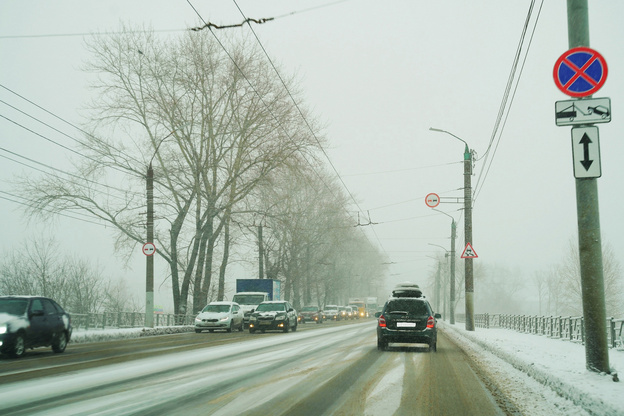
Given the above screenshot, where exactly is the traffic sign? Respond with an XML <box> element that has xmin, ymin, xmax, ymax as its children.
<box><xmin>571</xmin><ymin>127</ymin><xmax>601</xmax><ymax>179</ymax></box>
<box><xmin>553</xmin><ymin>47</ymin><xmax>608</xmax><ymax>97</ymax></box>
<box><xmin>425</xmin><ymin>193</ymin><xmax>440</xmax><ymax>208</ymax></box>
<box><xmin>461</xmin><ymin>243</ymin><xmax>478</xmax><ymax>259</ymax></box>
<box><xmin>142</xmin><ymin>242</ymin><xmax>156</xmax><ymax>256</ymax></box>
<box><xmin>555</xmin><ymin>97</ymin><xmax>611</xmax><ymax>126</ymax></box>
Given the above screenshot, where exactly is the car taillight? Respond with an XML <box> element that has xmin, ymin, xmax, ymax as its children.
<box><xmin>378</xmin><ymin>315</ymin><xmax>386</xmax><ymax>327</ymax></box>
<box><xmin>427</xmin><ymin>316</ymin><xmax>435</xmax><ymax>329</ymax></box>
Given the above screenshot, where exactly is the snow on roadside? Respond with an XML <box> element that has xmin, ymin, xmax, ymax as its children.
<box><xmin>442</xmin><ymin>322</ymin><xmax>623</xmax><ymax>416</ymax></box>
<box><xmin>70</xmin><ymin>326</ymin><xmax>194</xmax><ymax>343</ymax></box>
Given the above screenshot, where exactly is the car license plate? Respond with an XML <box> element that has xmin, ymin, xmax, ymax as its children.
<box><xmin>397</xmin><ymin>322</ymin><xmax>416</xmax><ymax>328</ymax></box>
<box><xmin>260</xmin><ymin>321</ymin><xmax>271</xmax><ymax>325</ymax></box>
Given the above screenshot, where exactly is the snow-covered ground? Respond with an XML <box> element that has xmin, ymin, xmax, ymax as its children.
<box><xmin>69</xmin><ymin>322</ymin><xmax>624</xmax><ymax>415</ymax></box>
<box><xmin>443</xmin><ymin>322</ymin><xmax>623</xmax><ymax>416</ymax></box>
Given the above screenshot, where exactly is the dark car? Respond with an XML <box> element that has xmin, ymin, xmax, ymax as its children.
<box><xmin>298</xmin><ymin>305</ymin><xmax>323</xmax><ymax>324</ymax></box>
<box><xmin>248</xmin><ymin>301</ymin><xmax>298</xmax><ymax>333</ymax></box>
<box><xmin>375</xmin><ymin>293</ymin><xmax>440</xmax><ymax>352</ymax></box>
<box><xmin>0</xmin><ymin>296</ymin><xmax>72</xmax><ymax>358</ymax></box>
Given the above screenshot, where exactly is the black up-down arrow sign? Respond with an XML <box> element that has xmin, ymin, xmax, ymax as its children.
<box><xmin>571</xmin><ymin>126</ymin><xmax>601</xmax><ymax>179</ymax></box>
<box><xmin>579</xmin><ymin>133</ymin><xmax>593</xmax><ymax>171</ymax></box>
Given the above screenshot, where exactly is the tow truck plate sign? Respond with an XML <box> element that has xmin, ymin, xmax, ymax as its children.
<box><xmin>555</xmin><ymin>97</ymin><xmax>611</xmax><ymax>126</ymax></box>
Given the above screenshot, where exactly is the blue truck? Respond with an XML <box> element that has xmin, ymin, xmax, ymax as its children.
<box><xmin>232</xmin><ymin>279</ymin><xmax>281</xmax><ymax>328</ymax></box>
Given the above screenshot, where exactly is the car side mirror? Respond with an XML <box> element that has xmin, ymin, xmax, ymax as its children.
<box><xmin>250</xmin><ymin>309</ymin><xmax>255</xmax><ymax>313</ymax></box>
<box><xmin>288</xmin><ymin>308</ymin><xmax>294</xmax><ymax>312</ymax></box>
<box><xmin>374</xmin><ymin>312</ymin><xmax>381</xmax><ymax>318</ymax></box>
<box><xmin>435</xmin><ymin>313</ymin><xmax>442</xmax><ymax>319</ymax></box>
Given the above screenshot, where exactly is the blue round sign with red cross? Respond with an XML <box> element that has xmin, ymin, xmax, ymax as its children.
<box><xmin>553</xmin><ymin>47</ymin><xmax>608</xmax><ymax>97</ymax></box>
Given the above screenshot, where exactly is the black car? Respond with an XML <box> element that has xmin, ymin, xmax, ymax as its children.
<box><xmin>248</xmin><ymin>301</ymin><xmax>298</xmax><ymax>333</ymax></box>
<box><xmin>376</xmin><ymin>292</ymin><xmax>440</xmax><ymax>352</ymax></box>
<box><xmin>0</xmin><ymin>296</ymin><xmax>72</xmax><ymax>358</ymax></box>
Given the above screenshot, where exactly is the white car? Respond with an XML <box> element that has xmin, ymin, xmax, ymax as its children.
<box><xmin>194</xmin><ymin>301</ymin><xmax>244</xmax><ymax>333</ymax></box>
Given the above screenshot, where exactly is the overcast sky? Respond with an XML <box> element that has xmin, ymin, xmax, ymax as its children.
<box><xmin>1</xmin><ymin>1</ymin><xmax>623</xmax><ymax>311</ymax></box>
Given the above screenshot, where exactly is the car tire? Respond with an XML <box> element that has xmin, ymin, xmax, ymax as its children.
<box><xmin>238</xmin><ymin>322</ymin><xmax>244</xmax><ymax>332</ymax></box>
<box><xmin>208</xmin><ymin>329</ymin><xmax>214</xmax><ymax>333</ymax></box>
<box><xmin>429</xmin><ymin>341</ymin><xmax>437</xmax><ymax>352</ymax></box>
<box><xmin>292</xmin><ymin>322</ymin><xmax>298</xmax><ymax>332</ymax></box>
<box><xmin>195</xmin><ymin>329</ymin><xmax>202</xmax><ymax>333</ymax></box>
<box><xmin>226</xmin><ymin>322</ymin><xmax>232</xmax><ymax>333</ymax></box>
<box><xmin>283</xmin><ymin>320</ymin><xmax>289</xmax><ymax>333</ymax></box>
<box><xmin>52</xmin><ymin>332</ymin><xmax>67</xmax><ymax>353</ymax></box>
<box><xmin>249</xmin><ymin>328</ymin><xmax>256</xmax><ymax>334</ymax></box>
<box><xmin>11</xmin><ymin>333</ymin><xmax>26</xmax><ymax>358</ymax></box>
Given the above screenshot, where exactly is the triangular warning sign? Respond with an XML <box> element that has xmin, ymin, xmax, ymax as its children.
<box><xmin>461</xmin><ymin>243</ymin><xmax>478</xmax><ymax>259</ymax></box>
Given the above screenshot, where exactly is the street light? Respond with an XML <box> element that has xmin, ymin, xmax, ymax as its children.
<box><xmin>428</xmin><ymin>243</ymin><xmax>448</xmax><ymax>315</ymax></box>
<box><xmin>145</xmin><ymin>127</ymin><xmax>183</xmax><ymax>328</ymax></box>
<box><xmin>429</xmin><ymin>127</ymin><xmax>475</xmax><ymax>331</ymax></box>
<box><xmin>431</xmin><ymin>208</ymin><xmax>457</xmax><ymax>324</ymax></box>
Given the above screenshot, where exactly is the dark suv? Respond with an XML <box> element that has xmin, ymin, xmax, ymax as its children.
<box><xmin>0</xmin><ymin>296</ymin><xmax>72</xmax><ymax>358</ymax></box>
<box><xmin>375</xmin><ymin>293</ymin><xmax>440</xmax><ymax>352</ymax></box>
<box><xmin>248</xmin><ymin>301</ymin><xmax>298</xmax><ymax>333</ymax></box>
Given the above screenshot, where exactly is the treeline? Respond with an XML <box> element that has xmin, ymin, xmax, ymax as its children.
<box><xmin>14</xmin><ymin>27</ymin><xmax>386</xmax><ymax>314</ymax></box>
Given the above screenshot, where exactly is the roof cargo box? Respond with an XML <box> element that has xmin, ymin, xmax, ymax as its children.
<box><xmin>391</xmin><ymin>282</ymin><xmax>423</xmax><ymax>298</ymax></box>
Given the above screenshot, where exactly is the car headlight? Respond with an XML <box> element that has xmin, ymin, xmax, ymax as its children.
<box><xmin>275</xmin><ymin>314</ymin><xmax>286</xmax><ymax>321</ymax></box>
<box><xmin>249</xmin><ymin>316</ymin><xmax>257</xmax><ymax>322</ymax></box>
<box><xmin>0</xmin><ymin>325</ymin><xmax>7</xmax><ymax>334</ymax></box>
<box><xmin>219</xmin><ymin>316</ymin><xmax>229</xmax><ymax>322</ymax></box>
<box><xmin>194</xmin><ymin>317</ymin><xmax>202</xmax><ymax>323</ymax></box>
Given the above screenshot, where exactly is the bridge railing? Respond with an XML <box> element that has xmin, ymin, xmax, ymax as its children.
<box><xmin>70</xmin><ymin>312</ymin><xmax>195</xmax><ymax>330</ymax></box>
<box><xmin>471</xmin><ymin>313</ymin><xmax>624</xmax><ymax>350</ymax></box>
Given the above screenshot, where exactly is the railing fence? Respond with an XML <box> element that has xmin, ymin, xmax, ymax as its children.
<box><xmin>470</xmin><ymin>313</ymin><xmax>624</xmax><ymax>350</ymax></box>
<box><xmin>71</xmin><ymin>312</ymin><xmax>195</xmax><ymax>330</ymax></box>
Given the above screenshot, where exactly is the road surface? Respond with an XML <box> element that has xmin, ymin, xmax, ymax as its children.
<box><xmin>0</xmin><ymin>320</ymin><xmax>519</xmax><ymax>415</ymax></box>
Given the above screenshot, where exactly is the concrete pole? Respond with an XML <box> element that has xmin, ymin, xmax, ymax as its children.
<box><xmin>567</xmin><ymin>0</ymin><xmax>610</xmax><ymax>373</ymax></box>
<box><xmin>258</xmin><ymin>224</ymin><xmax>264</xmax><ymax>279</ymax></box>
<box><xmin>450</xmin><ymin>219</ymin><xmax>456</xmax><ymax>325</ymax></box>
<box><xmin>464</xmin><ymin>145</ymin><xmax>474</xmax><ymax>331</ymax></box>
<box><xmin>146</xmin><ymin>163</ymin><xmax>154</xmax><ymax>328</ymax></box>
<box><xmin>435</xmin><ymin>260</ymin><xmax>441</xmax><ymax>312</ymax></box>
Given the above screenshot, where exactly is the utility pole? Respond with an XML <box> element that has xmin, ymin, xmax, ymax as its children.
<box><xmin>258</xmin><ymin>223</ymin><xmax>264</xmax><ymax>279</ymax></box>
<box><xmin>145</xmin><ymin>162</ymin><xmax>154</xmax><ymax>328</ymax></box>
<box><xmin>463</xmin><ymin>144</ymin><xmax>474</xmax><ymax>331</ymax></box>
<box><xmin>435</xmin><ymin>260</ymin><xmax>441</xmax><ymax>312</ymax></box>
<box><xmin>429</xmin><ymin>127</ymin><xmax>475</xmax><ymax>331</ymax></box>
<box><xmin>450</xmin><ymin>218</ymin><xmax>456</xmax><ymax>325</ymax></box>
<box><xmin>566</xmin><ymin>0</ymin><xmax>610</xmax><ymax>373</ymax></box>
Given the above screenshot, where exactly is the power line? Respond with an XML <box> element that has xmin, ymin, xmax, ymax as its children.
<box><xmin>473</xmin><ymin>0</ymin><xmax>544</xmax><ymax>203</ymax></box>
<box><xmin>227</xmin><ymin>0</ymin><xmax>389</xmax><ymax>257</ymax></box>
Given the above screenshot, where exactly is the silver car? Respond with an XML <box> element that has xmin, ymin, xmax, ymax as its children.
<box><xmin>194</xmin><ymin>301</ymin><xmax>244</xmax><ymax>333</ymax></box>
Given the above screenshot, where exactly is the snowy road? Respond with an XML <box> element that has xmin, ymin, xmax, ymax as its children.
<box><xmin>0</xmin><ymin>321</ymin><xmax>549</xmax><ymax>415</ymax></box>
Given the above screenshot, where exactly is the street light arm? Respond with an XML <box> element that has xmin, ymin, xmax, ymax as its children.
<box><xmin>428</xmin><ymin>243</ymin><xmax>449</xmax><ymax>254</ymax></box>
<box><xmin>432</xmin><ymin>208</ymin><xmax>456</xmax><ymax>223</ymax></box>
<box><xmin>429</xmin><ymin>127</ymin><xmax>470</xmax><ymax>152</ymax></box>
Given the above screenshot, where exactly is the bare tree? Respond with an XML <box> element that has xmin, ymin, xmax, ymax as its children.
<box><xmin>0</xmin><ymin>237</ymin><xmax>119</xmax><ymax>313</ymax></box>
<box><xmin>18</xmin><ymin>27</ymin><xmax>320</xmax><ymax>314</ymax></box>
<box><xmin>557</xmin><ymin>240</ymin><xmax>623</xmax><ymax>317</ymax></box>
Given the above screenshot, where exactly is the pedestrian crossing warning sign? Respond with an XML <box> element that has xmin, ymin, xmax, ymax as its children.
<box><xmin>461</xmin><ymin>243</ymin><xmax>478</xmax><ymax>259</ymax></box>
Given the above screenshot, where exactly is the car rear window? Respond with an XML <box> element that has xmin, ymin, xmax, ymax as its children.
<box><xmin>385</xmin><ymin>299</ymin><xmax>430</xmax><ymax>315</ymax></box>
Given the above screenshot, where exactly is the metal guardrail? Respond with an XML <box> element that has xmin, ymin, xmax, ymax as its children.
<box><xmin>71</xmin><ymin>312</ymin><xmax>195</xmax><ymax>330</ymax></box>
<box><xmin>473</xmin><ymin>313</ymin><xmax>624</xmax><ymax>350</ymax></box>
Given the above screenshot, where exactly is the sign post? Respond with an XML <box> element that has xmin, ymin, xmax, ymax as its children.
<box><xmin>555</xmin><ymin>1</ymin><xmax>610</xmax><ymax>374</ymax></box>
